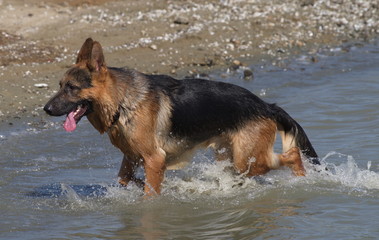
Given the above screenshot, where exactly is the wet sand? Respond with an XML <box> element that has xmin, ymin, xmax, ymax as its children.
<box><xmin>0</xmin><ymin>0</ymin><xmax>378</xmax><ymax>122</ymax></box>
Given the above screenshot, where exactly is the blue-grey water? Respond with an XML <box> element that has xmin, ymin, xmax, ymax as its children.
<box><xmin>1</xmin><ymin>40</ymin><xmax>379</xmax><ymax>239</ymax></box>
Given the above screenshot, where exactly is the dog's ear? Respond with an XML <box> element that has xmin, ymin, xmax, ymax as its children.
<box><xmin>76</xmin><ymin>38</ymin><xmax>106</xmax><ymax>72</ymax></box>
<box><xmin>91</xmin><ymin>41</ymin><xmax>106</xmax><ymax>72</ymax></box>
<box><xmin>76</xmin><ymin>38</ymin><xmax>94</xmax><ymax>64</ymax></box>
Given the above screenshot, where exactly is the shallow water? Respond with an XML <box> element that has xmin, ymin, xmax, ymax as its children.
<box><xmin>1</xmin><ymin>40</ymin><xmax>379</xmax><ymax>239</ymax></box>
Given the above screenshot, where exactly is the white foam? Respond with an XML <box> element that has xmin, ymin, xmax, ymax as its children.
<box><xmin>41</xmin><ymin>151</ymin><xmax>379</xmax><ymax>211</ymax></box>
<box><xmin>162</xmin><ymin>152</ymin><xmax>379</xmax><ymax>200</ymax></box>
<box><xmin>163</xmin><ymin>161</ymin><xmax>256</xmax><ymax>199</ymax></box>
<box><xmin>319</xmin><ymin>152</ymin><xmax>379</xmax><ymax>190</ymax></box>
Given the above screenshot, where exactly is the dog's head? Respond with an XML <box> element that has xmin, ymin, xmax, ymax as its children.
<box><xmin>44</xmin><ymin>38</ymin><xmax>107</xmax><ymax>132</ymax></box>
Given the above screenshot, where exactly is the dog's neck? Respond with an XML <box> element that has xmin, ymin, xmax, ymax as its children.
<box><xmin>110</xmin><ymin>108</ymin><xmax>120</xmax><ymax>127</ymax></box>
<box><xmin>87</xmin><ymin>68</ymin><xmax>149</xmax><ymax>134</ymax></box>
<box><xmin>87</xmin><ymin>102</ymin><xmax>119</xmax><ymax>134</ymax></box>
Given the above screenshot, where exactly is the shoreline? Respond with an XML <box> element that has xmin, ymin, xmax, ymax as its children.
<box><xmin>0</xmin><ymin>0</ymin><xmax>378</xmax><ymax>124</ymax></box>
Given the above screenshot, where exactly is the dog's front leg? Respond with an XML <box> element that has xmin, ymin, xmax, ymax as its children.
<box><xmin>143</xmin><ymin>150</ymin><xmax>166</xmax><ymax>196</ymax></box>
<box><xmin>118</xmin><ymin>155</ymin><xmax>144</xmax><ymax>188</ymax></box>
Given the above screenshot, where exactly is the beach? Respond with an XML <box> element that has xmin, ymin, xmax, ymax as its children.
<box><xmin>0</xmin><ymin>0</ymin><xmax>378</xmax><ymax>122</ymax></box>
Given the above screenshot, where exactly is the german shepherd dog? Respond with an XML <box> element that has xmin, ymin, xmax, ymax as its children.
<box><xmin>44</xmin><ymin>38</ymin><xmax>319</xmax><ymax>196</ymax></box>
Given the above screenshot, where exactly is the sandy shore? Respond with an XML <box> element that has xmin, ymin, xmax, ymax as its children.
<box><xmin>0</xmin><ymin>0</ymin><xmax>378</xmax><ymax>123</ymax></box>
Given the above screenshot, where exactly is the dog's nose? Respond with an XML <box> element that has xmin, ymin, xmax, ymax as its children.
<box><xmin>43</xmin><ymin>104</ymin><xmax>53</xmax><ymax>115</ymax></box>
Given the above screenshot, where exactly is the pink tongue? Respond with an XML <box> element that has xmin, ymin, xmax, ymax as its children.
<box><xmin>63</xmin><ymin>111</ymin><xmax>77</xmax><ymax>132</ymax></box>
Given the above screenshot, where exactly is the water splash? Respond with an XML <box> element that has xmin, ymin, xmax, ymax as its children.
<box><xmin>27</xmin><ymin>151</ymin><xmax>379</xmax><ymax>211</ymax></box>
<box><xmin>319</xmin><ymin>152</ymin><xmax>379</xmax><ymax>191</ymax></box>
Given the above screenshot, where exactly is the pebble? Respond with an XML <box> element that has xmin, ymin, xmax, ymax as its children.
<box><xmin>310</xmin><ymin>56</ymin><xmax>318</xmax><ymax>63</ymax></box>
<box><xmin>233</xmin><ymin>60</ymin><xmax>242</xmax><ymax>66</ymax></box>
<box><xmin>34</xmin><ymin>83</ymin><xmax>48</xmax><ymax>88</ymax></box>
<box><xmin>173</xmin><ymin>17</ymin><xmax>189</xmax><ymax>25</ymax></box>
<box><xmin>243</xmin><ymin>68</ymin><xmax>254</xmax><ymax>80</ymax></box>
<box><xmin>149</xmin><ymin>44</ymin><xmax>158</xmax><ymax>50</ymax></box>
<box><xmin>231</xmin><ymin>59</ymin><xmax>243</xmax><ymax>70</ymax></box>
<box><xmin>299</xmin><ymin>0</ymin><xmax>315</xmax><ymax>7</ymax></box>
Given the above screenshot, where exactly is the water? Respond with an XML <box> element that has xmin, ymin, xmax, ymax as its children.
<box><xmin>1</xmin><ymin>40</ymin><xmax>379</xmax><ymax>239</ymax></box>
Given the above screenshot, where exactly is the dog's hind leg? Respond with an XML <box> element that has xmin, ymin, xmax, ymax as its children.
<box><xmin>230</xmin><ymin>119</ymin><xmax>276</xmax><ymax>176</ymax></box>
<box><xmin>118</xmin><ymin>155</ymin><xmax>144</xmax><ymax>188</ymax></box>
<box><xmin>212</xmin><ymin>138</ymin><xmax>233</xmax><ymax>162</ymax></box>
<box><xmin>230</xmin><ymin>119</ymin><xmax>306</xmax><ymax>177</ymax></box>
<box><xmin>277</xmin><ymin>147</ymin><xmax>305</xmax><ymax>176</ymax></box>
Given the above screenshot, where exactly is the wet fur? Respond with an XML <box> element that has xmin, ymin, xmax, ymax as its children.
<box><xmin>44</xmin><ymin>38</ymin><xmax>319</xmax><ymax>196</ymax></box>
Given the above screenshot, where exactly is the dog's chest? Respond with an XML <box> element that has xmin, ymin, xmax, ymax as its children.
<box><xmin>107</xmin><ymin>124</ymin><xmax>139</xmax><ymax>157</ymax></box>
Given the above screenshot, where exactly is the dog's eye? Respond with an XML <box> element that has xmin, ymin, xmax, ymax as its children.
<box><xmin>67</xmin><ymin>83</ymin><xmax>80</xmax><ymax>91</ymax></box>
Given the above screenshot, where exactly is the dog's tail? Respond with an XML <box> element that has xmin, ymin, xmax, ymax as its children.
<box><xmin>271</xmin><ymin>104</ymin><xmax>320</xmax><ymax>165</ymax></box>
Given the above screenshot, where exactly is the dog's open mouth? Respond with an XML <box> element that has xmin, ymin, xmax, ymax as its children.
<box><xmin>63</xmin><ymin>104</ymin><xmax>88</xmax><ymax>132</ymax></box>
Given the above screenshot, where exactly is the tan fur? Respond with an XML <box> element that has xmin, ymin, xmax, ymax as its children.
<box><xmin>80</xmin><ymin>70</ymin><xmax>120</xmax><ymax>133</ymax></box>
<box><xmin>277</xmin><ymin>123</ymin><xmax>297</xmax><ymax>153</ymax></box>
<box><xmin>279</xmin><ymin>147</ymin><xmax>305</xmax><ymax>176</ymax></box>
<box><xmin>227</xmin><ymin>119</ymin><xmax>276</xmax><ymax>175</ymax></box>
